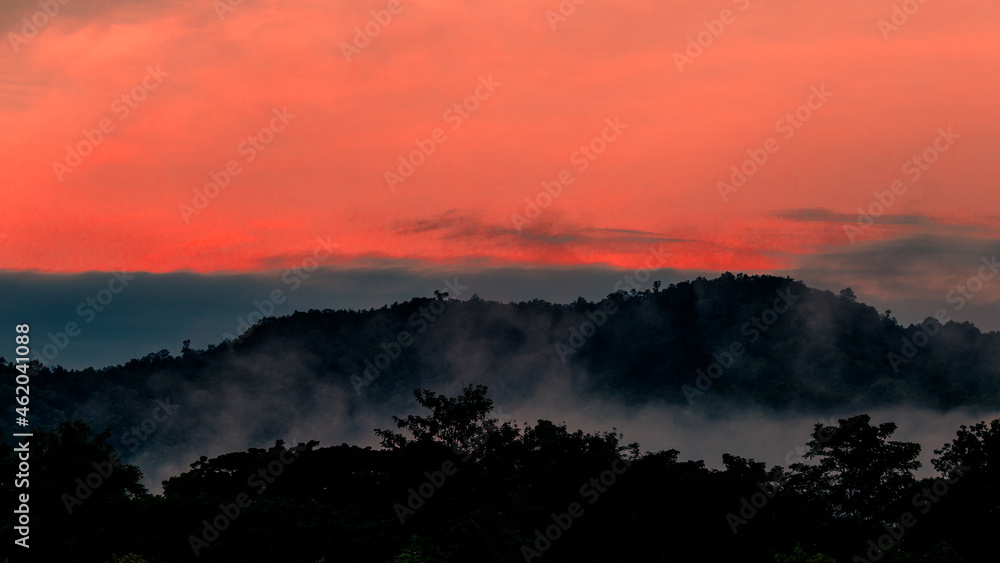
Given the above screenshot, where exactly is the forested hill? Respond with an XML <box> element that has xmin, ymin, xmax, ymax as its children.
<box><xmin>3</xmin><ymin>273</ymin><xmax>999</xmax><ymax>443</ymax></box>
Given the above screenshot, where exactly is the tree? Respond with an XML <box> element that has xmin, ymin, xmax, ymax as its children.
<box><xmin>392</xmin><ymin>535</ymin><xmax>448</xmax><ymax>562</ymax></box>
<box><xmin>721</xmin><ymin>453</ymin><xmax>769</xmax><ymax>483</ymax></box>
<box><xmin>5</xmin><ymin>421</ymin><xmax>150</xmax><ymax>559</ymax></box>
<box><xmin>375</xmin><ymin>384</ymin><xmax>498</xmax><ymax>455</ymax></box>
<box><xmin>933</xmin><ymin>418</ymin><xmax>1000</xmax><ymax>479</ymax></box>
<box><xmin>931</xmin><ymin>418</ymin><xmax>1000</xmax><ymax>525</ymax></box>
<box><xmin>774</xmin><ymin>545</ymin><xmax>837</xmax><ymax>563</ymax></box>
<box><xmin>789</xmin><ymin>414</ymin><xmax>920</xmax><ymax>522</ymax></box>
<box><xmin>839</xmin><ymin>287</ymin><xmax>857</xmax><ymax>302</ymax></box>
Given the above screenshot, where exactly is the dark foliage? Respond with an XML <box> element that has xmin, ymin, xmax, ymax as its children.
<box><xmin>1</xmin><ymin>386</ymin><xmax>998</xmax><ymax>562</ymax></box>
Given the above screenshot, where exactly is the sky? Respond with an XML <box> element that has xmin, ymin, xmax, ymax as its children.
<box><xmin>2</xmin><ymin>0</ymin><xmax>999</xmax><ymax>368</ymax></box>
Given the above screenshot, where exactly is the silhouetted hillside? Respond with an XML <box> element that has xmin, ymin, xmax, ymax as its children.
<box><xmin>2</xmin><ymin>273</ymin><xmax>999</xmax><ymax>493</ymax></box>
<box><xmin>5</xmin><ymin>273</ymin><xmax>999</xmax><ymax>426</ymax></box>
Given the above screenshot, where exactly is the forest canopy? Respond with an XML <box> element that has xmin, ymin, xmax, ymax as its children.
<box><xmin>2</xmin><ymin>385</ymin><xmax>997</xmax><ymax>562</ymax></box>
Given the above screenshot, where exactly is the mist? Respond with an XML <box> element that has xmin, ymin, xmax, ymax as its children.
<box><xmin>126</xmin><ymin>350</ymin><xmax>997</xmax><ymax>492</ymax></box>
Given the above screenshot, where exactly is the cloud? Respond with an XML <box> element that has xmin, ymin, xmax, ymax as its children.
<box><xmin>774</xmin><ymin>207</ymin><xmax>935</xmax><ymax>226</ymax></box>
<box><xmin>3</xmin><ymin>0</ymin><xmax>998</xmax><ymax>274</ymax></box>
<box><xmin>392</xmin><ymin>209</ymin><xmax>688</xmax><ymax>249</ymax></box>
<box><xmin>783</xmin><ymin>234</ymin><xmax>1000</xmax><ymax>329</ymax></box>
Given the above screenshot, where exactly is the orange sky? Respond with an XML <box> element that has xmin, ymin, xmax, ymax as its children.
<box><xmin>2</xmin><ymin>0</ymin><xmax>998</xmax><ymax>277</ymax></box>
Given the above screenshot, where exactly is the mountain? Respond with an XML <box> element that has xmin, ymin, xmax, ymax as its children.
<box><xmin>2</xmin><ymin>272</ymin><xmax>999</xmax><ymax>483</ymax></box>
<box><xmin>6</xmin><ymin>273</ymin><xmax>999</xmax><ymax>426</ymax></box>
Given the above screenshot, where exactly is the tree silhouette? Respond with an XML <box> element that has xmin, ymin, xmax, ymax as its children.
<box><xmin>789</xmin><ymin>414</ymin><xmax>920</xmax><ymax>522</ymax></box>
<box><xmin>375</xmin><ymin>384</ymin><xmax>497</xmax><ymax>455</ymax></box>
<box><xmin>933</xmin><ymin>419</ymin><xmax>1000</xmax><ymax>479</ymax></box>
<box><xmin>929</xmin><ymin>418</ymin><xmax>1000</xmax><ymax>551</ymax></box>
<box><xmin>0</xmin><ymin>421</ymin><xmax>149</xmax><ymax>560</ymax></box>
